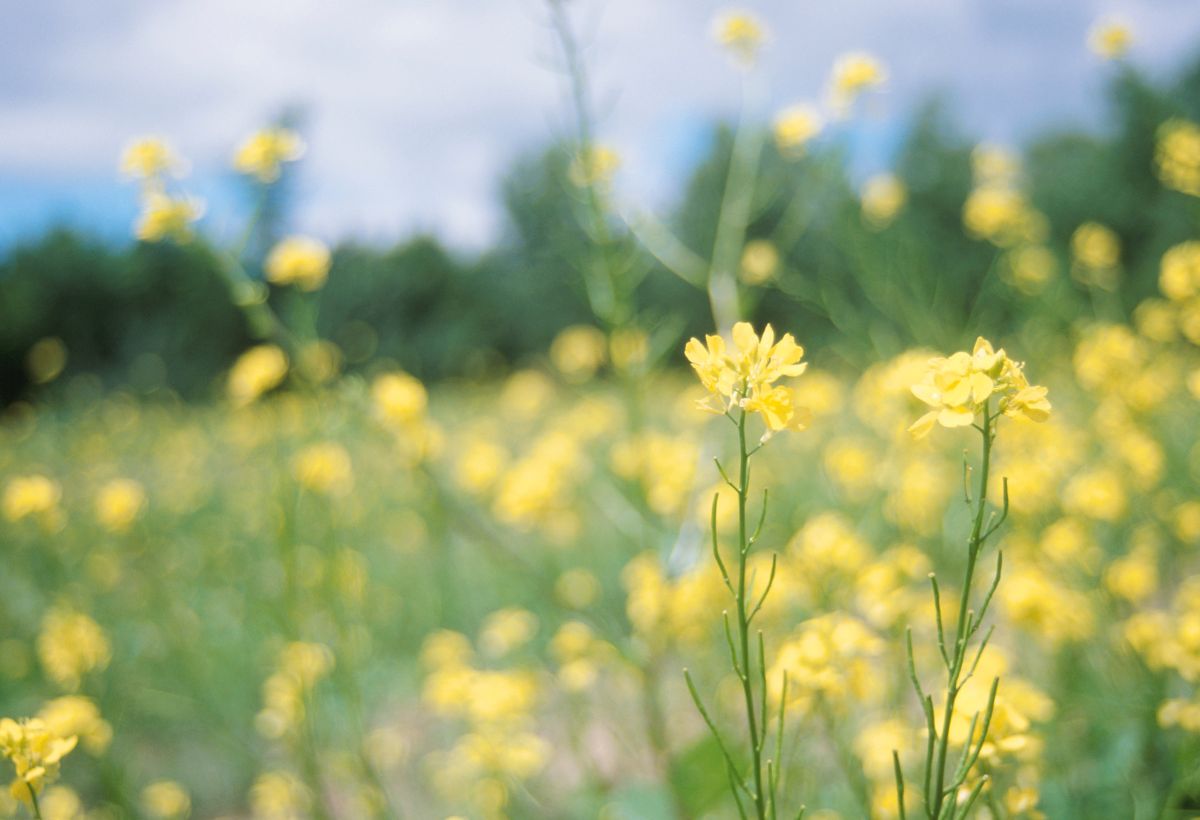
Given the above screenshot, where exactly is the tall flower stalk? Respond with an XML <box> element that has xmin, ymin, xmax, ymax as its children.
<box><xmin>683</xmin><ymin>322</ymin><xmax>808</xmax><ymax>820</ymax></box>
<box><xmin>894</xmin><ymin>338</ymin><xmax>1051</xmax><ymax>819</ymax></box>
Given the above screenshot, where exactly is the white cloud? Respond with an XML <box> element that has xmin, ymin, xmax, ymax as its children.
<box><xmin>2</xmin><ymin>0</ymin><xmax>1200</xmax><ymax>247</ymax></box>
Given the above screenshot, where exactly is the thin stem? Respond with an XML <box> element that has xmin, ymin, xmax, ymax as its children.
<box><xmin>27</xmin><ymin>784</ymin><xmax>43</xmax><ymax>820</ymax></box>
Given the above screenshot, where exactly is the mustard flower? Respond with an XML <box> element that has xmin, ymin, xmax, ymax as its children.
<box><xmin>861</xmin><ymin>173</ymin><xmax>906</xmax><ymax>228</ymax></box>
<box><xmin>0</xmin><ymin>718</ymin><xmax>77</xmax><ymax>805</ymax></box>
<box><xmin>829</xmin><ymin>51</ymin><xmax>887</xmax><ymax>112</ymax></box>
<box><xmin>120</xmin><ymin>136</ymin><xmax>185</xmax><ymax>181</ymax></box>
<box><xmin>773</xmin><ymin>105</ymin><xmax>823</xmax><ymax>157</ymax></box>
<box><xmin>264</xmin><ymin>236</ymin><xmax>331</xmax><ymax>291</ymax></box>
<box><xmin>1156</xmin><ymin>119</ymin><xmax>1200</xmax><ymax>197</ymax></box>
<box><xmin>712</xmin><ymin>10</ymin><xmax>767</xmax><ymax>66</ymax></box>
<box><xmin>233</xmin><ymin>127</ymin><xmax>305</xmax><ymax>183</ymax></box>
<box><xmin>227</xmin><ymin>345</ymin><xmax>288</xmax><ymax>406</ymax></box>
<box><xmin>135</xmin><ymin>193</ymin><xmax>204</xmax><ymax>243</ymax></box>
<box><xmin>685</xmin><ymin>322</ymin><xmax>808</xmax><ymax>432</ymax></box>
<box><xmin>1088</xmin><ymin>19</ymin><xmax>1133</xmax><ymax>60</ymax></box>
<box><xmin>909</xmin><ymin>337</ymin><xmax>1050</xmax><ymax>437</ymax></box>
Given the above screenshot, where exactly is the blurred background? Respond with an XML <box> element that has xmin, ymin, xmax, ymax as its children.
<box><xmin>4</xmin><ymin>0</ymin><xmax>1200</xmax><ymax>403</ymax></box>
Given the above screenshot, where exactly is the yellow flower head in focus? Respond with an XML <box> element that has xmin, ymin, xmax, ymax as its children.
<box><xmin>908</xmin><ymin>337</ymin><xmax>1050</xmax><ymax>438</ymax></box>
<box><xmin>265</xmin><ymin>236</ymin><xmax>331</xmax><ymax>291</ymax></box>
<box><xmin>120</xmin><ymin>137</ymin><xmax>186</xmax><ymax>181</ymax></box>
<box><xmin>228</xmin><ymin>345</ymin><xmax>288</xmax><ymax>406</ymax></box>
<box><xmin>685</xmin><ymin>322</ymin><xmax>808</xmax><ymax>433</ymax></box>
<box><xmin>773</xmin><ymin>105</ymin><xmax>823</xmax><ymax>157</ymax></box>
<box><xmin>3</xmin><ymin>476</ymin><xmax>61</xmax><ymax>523</ymax></box>
<box><xmin>1156</xmin><ymin>119</ymin><xmax>1200</xmax><ymax>197</ymax></box>
<box><xmin>135</xmin><ymin>193</ymin><xmax>204</xmax><ymax>243</ymax></box>
<box><xmin>292</xmin><ymin>442</ymin><xmax>353</xmax><ymax>496</ymax></box>
<box><xmin>1088</xmin><ymin>19</ymin><xmax>1133</xmax><ymax>60</ymax></box>
<box><xmin>739</xmin><ymin>239</ymin><xmax>780</xmax><ymax>285</ymax></box>
<box><xmin>233</xmin><ymin>127</ymin><xmax>305</xmax><ymax>183</ymax></box>
<box><xmin>95</xmin><ymin>478</ymin><xmax>147</xmax><ymax>534</ymax></box>
<box><xmin>861</xmin><ymin>173</ymin><xmax>906</xmax><ymax>228</ymax></box>
<box><xmin>0</xmin><ymin>718</ymin><xmax>77</xmax><ymax>805</ymax></box>
<box><xmin>37</xmin><ymin>609</ymin><xmax>111</xmax><ymax>691</ymax></box>
<box><xmin>829</xmin><ymin>52</ymin><xmax>888</xmax><ymax>112</ymax></box>
<box><xmin>712</xmin><ymin>10</ymin><xmax>767</xmax><ymax>66</ymax></box>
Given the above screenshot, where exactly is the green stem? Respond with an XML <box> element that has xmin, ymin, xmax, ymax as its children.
<box><xmin>735</xmin><ymin>407</ymin><xmax>768</xmax><ymax>819</ymax></box>
<box><xmin>27</xmin><ymin>784</ymin><xmax>42</xmax><ymax>820</ymax></box>
<box><xmin>930</xmin><ymin>406</ymin><xmax>994</xmax><ymax>819</ymax></box>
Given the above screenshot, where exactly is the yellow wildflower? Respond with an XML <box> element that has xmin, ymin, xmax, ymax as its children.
<box><xmin>233</xmin><ymin>127</ymin><xmax>305</xmax><ymax>183</ymax></box>
<box><xmin>773</xmin><ymin>105</ymin><xmax>823</xmax><ymax>157</ymax></box>
<box><xmin>1071</xmin><ymin>222</ymin><xmax>1120</xmax><ymax>290</ymax></box>
<box><xmin>372</xmin><ymin>371</ymin><xmax>428</xmax><ymax>427</ymax></box>
<box><xmin>861</xmin><ymin>173</ymin><xmax>906</xmax><ymax>228</ymax></box>
<box><xmin>1088</xmin><ymin>19</ymin><xmax>1132</xmax><ymax>59</ymax></box>
<box><xmin>739</xmin><ymin>240</ymin><xmax>780</xmax><ymax>285</ymax></box>
<box><xmin>135</xmin><ymin>193</ymin><xmax>204</xmax><ymax>243</ymax></box>
<box><xmin>3</xmin><ymin>476</ymin><xmax>61</xmax><ymax>523</ymax></box>
<box><xmin>1156</xmin><ymin>119</ymin><xmax>1200</xmax><ymax>197</ymax></box>
<box><xmin>908</xmin><ymin>337</ymin><xmax>1050</xmax><ymax>437</ymax></box>
<box><xmin>264</xmin><ymin>236</ymin><xmax>331</xmax><ymax>291</ymax></box>
<box><xmin>95</xmin><ymin>478</ymin><xmax>147</xmax><ymax>534</ymax></box>
<box><xmin>141</xmin><ymin>780</ymin><xmax>191</xmax><ymax>818</ymax></box>
<box><xmin>38</xmin><ymin>697</ymin><xmax>111</xmax><ymax>755</ymax></box>
<box><xmin>227</xmin><ymin>345</ymin><xmax>288</xmax><ymax>406</ymax></box>
<box><xmin>568</xmin><ymin>145</ymin><xmax>621</xmax><ymax>188</ymax></box>
<box><xmin>712</xmin><ymin>11</ymin><xmax>767</xmax><ymax>65</ymax></box>
<box><xmin>829</xmin><ymin>51</ymin><xmax>887</xmax><ymax>111</ymax></box>
<box><xmin>1160</xmin><ymin>241</ymin><xmax>1200</xmax><ymax>301</ymax></box>
<box><xmin>291</xmin><ymin>442</ymin><xmax>353</xmax><ymax>496</ymax></box>
<box><xmin>684</xmin><ymin>322</ymin><xmax>808</xmax><ymax>432</ymax></box>
<box><xmin>550</xmin><ymin>325</ymin><xmax>607</xmax><ymax>382</ymax></box>
<box><xmin>120</xmin><ymin>136</ymin><xmax>185</xmax><ymax>180</ymax></box>
<box><xmin>37</xmin><ymin>609</ymin><xmax>111</xmax><ymax>691</ymax></box>
<box><xmin>0</xmin><ymin>718</ymin><xmax>77</xmax><ymax>806</ymax></box>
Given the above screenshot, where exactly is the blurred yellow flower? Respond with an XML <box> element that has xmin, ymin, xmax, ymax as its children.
<box><xmin>3</xmin><ymin>475</ymin><xmax>61</xmax><ymax>523</ymax></box>
<box><xmin>1005</xmin><ymin>244</ymin><xmax>1057</xmax><ymax>294</ymax></box>
<box><xmin>829</xmin><ymin>51</ymin><xmax>887</xmax><ymax>112</ymax></box>
<box><xmin>25</xmin><ymin>337</ymin><xmax>67</xmax><ymax>385</ymax></box>
<box><xmin>712</xmin><ymin>10</ymin><xmax>767</xmax><ymax>65</ymax></box>
<box><xmin>773</xmin><ymin>105</ymin><xmax>823</xmax><ymax>157</ymax></box>
<box><xmin>135</xmin><ymin>193</ymin><xmax>204</xmax><ymax>243</ymax></box>
<box><xmin>1071</xmin><ymin>222</ymin><xmax>1120</xmax><ymax>289</ymax></box>
<box><xmin>228</xmin><ymin>345</ymin><xmax>288</xmax><ymax>406</ymax></box>
<box><xmin>568</xmin><ymin>145</ymin><xmax>621</xmax><ymax>188</ymax></box>
<box><xmin>264</xmin><ymin>236</ymin><xmax>331</xmax><ymax>291</ymax></box>
<box><xmin>37</xmin><ymin>609</ymin><xmax>111</xmax><ymax>691</ymax></box>
<box><xmin>120</xmin><ymin>136</ymin><xmax>185</xmax><ymax>180</ymax></box>
<box><xmin>233</xmin><ymin>127</ymin><xmax>305</xmax><ymax>183</ymax></box>
<box><xmin>95</xmin><ymin>478</ymin><xmax>147</xmax><ymax>534</ymax></box>
<box><xmin>38</xmin><ymin>697</ymin><xmax>111</xmax><ymax>756</ymax></box>
<box><xmin>739</xmin><ymin>239</ymin><xmax>780</xmax><ymax>285</ymax></box>
<box><xmin>1156</xmin><ymin>119</ymin><xmax>1200</xmax><ymax>197</ymax></box>
<box><xmin>141</xmin><ymin>780</ymin><xmax>191</xmax><ymax>819</ymax></box>
<box><xmin>1160</xmin><ymin>241</ymin><xmax>1200</xmax><ymax>301</ymax></box>
<box><xmin>1088</xmin><ymin>19</ymin><xmax>1133</xmax><ymax>60</ymax></box>
<box><xmin>372</xmin><ymin>370</ymin><xmax>428</xmax><ymax>426</ymax></box>
<box><xmin>292</xmin><ymin>442</ymin><xmax>353</xmax><ymax>496</ymax></box>
<box><xmin>860</xmin><ymin>173</ymin><xmax>906</xmax><ymax>228</ymax></box>
<box><xmin>550</xmin><ymin>325</ymin><xmax>607</xmax><ymax>382</ymax></box>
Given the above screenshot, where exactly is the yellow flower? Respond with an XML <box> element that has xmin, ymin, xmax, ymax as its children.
<box><xmin>233</xmin><ymin>127</ymin><xmax>305</xmax><ymax>183</ymax></box>
<box><xmin>773</xmin><ymin>105</ymin><xmax>823</xmax><ymax>157</ymax></box>
<box><xmin>684</xmin><ymin>322</ymin><xmax>808</xmax><ymax>431</ymax></box>
<box><xmin>141</xmin><ymin>780</ymin><xmax>191</xmax><ymax>819</ymax></box>
<box><xmin>291</xmin><ymin>442</ymin><xmax>353</xmax><ymax>496</ymax></box>
<box><xmin>550</xmin><ymin>325</ymin><xmax>607</xmax><ymax>382</ymax></box>
<box><xmin>908</xmin><ymin>337</ymin><xmax>1049</xmax><ymax>437</ymax></box>
<box><xmin>3</xmin><ymin>476</ymin><xmax>61</xmax><ymax>523</ymax></box>
<box><xmin>1156</xmin><ymin>119</ymin><xmax>1200</xmax><ymax>197</ymax></box>
<box><xmin>135</xmin><ymin>193</ymin><xmax>204</xmax><ymax>243</ymax></box>
<box><xmin>568</xmin><ymin>145</ymin><xmax>621</xmax><ymax>188</ymax></box>
<box><xmin>1088</xmin><ymin>19</ymin><xmax>1132</xmax><ymax>60</ymax></box>
<box><xmin>829</xmin><ymin>52</ymin><xmax>887</xmax><ymax>112</ymax></box>
<box><xmin>120</xmin><ymin>137</ymin><xmax>185</xmax><ymax>180</ymax></box>
<box><xmin>0</xmin><ymin>718</ymin><xmax>77</xmax><ymax>805</ymax></box>
<box><xmin>861</xmin><ymin>173</ymin><xmax>906</xmax><ymax>228</ymax></box>
<box><xmin>37</xmin><ymin>609</ymin><xmax>111</xmax><ymax>691</ymax></box>
<box><xmin>739</xmin><ymin>240</ymin><xmax>780</xmax><ymax>285</ymax></box>
<box><xmin>712</xmin><ymin>10</ymin><xmax>767</xmax><ymax>65</ymax></box>
<box><xmin>37</xmin><ymin>697</ymin><xmax>111</xmax><ymax>756</ymax></box>
<box><xmin>227</xmin><ymin>345</ymin><xmax>288</xmax><ymax>406</ymax></box>
<box><xmin>372</xmin><ymin>371</ymin><xmax>428</xmax><ymax>427</ymax></box>
<box><xmin>1160</xmin><ymin>241</ymin><xmax>1200</xmax><ymax>301</ymax></box>
<box><xmin>1071</xmin><ymin>222</ymin><xmax>1120</xmax><ymax>290</ymax></box>
<box><xmin>95</xmin><ymin>478</ymin><xmax>147</xmax><ymax>534</ymax></box>
<box><xmin>264</xmin><ymin>236</ymin><xmax>331</xmax><ymax>291</ymax></box>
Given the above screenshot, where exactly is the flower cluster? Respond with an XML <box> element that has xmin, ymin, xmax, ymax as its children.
<box><xmin>685</xmin><ymin>322</ymin><xmax>808</xmax><ymax>433</ymax></box>
<box><xmin>0</xmin><ymin>718</ymin><xmax>77</xmax><ymax>805</ymax></box>
<box><xmin>908</xmin><ymin>337</ymin><xmax>1051</xmax><ymax>437</ymax></box>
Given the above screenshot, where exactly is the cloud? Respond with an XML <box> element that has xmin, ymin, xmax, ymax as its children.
<box><xmin>2</xmin><ymin>0</ymin><xmax>1200</xmax><ymax>248</ymax></box>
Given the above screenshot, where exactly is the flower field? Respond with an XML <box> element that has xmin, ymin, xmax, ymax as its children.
<box><xmin>4</xmin><ymin>6</ymin><xmax>1200</xmax><ymax>820</ymax></box>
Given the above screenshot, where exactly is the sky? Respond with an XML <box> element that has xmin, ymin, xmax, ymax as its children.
<box><xmin>3</xmin><ymin>0</ymin><xmax>1200</xmax><ymax>251</ymax></box>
